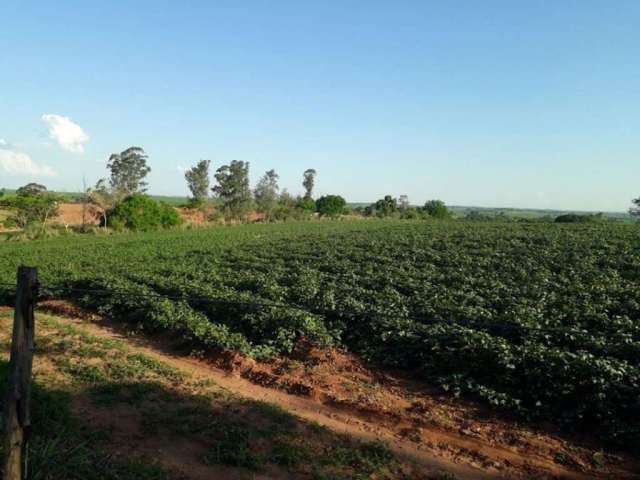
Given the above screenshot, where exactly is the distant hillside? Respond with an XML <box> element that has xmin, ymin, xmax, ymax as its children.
<box><xmin>447</xmin><ymin>205</ymin><xmax>631</xmax><ymax>221</ymax></box>
<box><xmin>348</xmin><ymin>203</ymin><xmax>632</xmax><ymax>221</ymax></box>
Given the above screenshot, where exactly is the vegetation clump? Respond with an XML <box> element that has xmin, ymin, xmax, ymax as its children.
<box><xmin>212</xmin><ymin>160</ymin><xmax>253</xmax><ymax>220</ymax></box>
<box><xmin>315</xmin><ymin>195</ymin><xmax>346</xmax><ymax>217</ymax></box>
<box><xmin>422</xmin><ymin>199</ymin><xmax>451</xmax><ymax>219</ymax></box>
<box><xmin>184</xmin><ymin>159</ymin><xmax>211</xmax><ymax>206</ymax></box>
<box><xmin>555</xmin><ymin>213</ymin><xmax>603</xmax><ymax>223</ymax></box>
<box><xmin>0</xmin><ymin>183</ymin><xmax>62</xmax><ymax>235</ymax></box>
<box><xmin>254</xmin><ymin>169</ymin><xmax>280</xmax><ymax>220</ymax></box>
<box><xmin>365</xmin><ymin>195</ymin><xmax>399</xmax><ymax>218</ymax></box>
<box><xmin>109</xmin><ymin>194</ymin><xmax>183</xmax><ymax>231</ymax></box>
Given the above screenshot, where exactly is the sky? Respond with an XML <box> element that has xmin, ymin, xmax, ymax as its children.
<box><xmin>1</xmin><ymin>1</ymin><xmax>638</xmax><ymax>211</ymax></box>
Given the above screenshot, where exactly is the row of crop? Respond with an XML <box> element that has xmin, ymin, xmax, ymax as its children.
<box><xmin>0</xmin><ymin>220</ymin><xmax>638</xmax><ymax>449</ymax></box>
<box><xmin>43</xmin><ymin>270</ymin><xmax>640</xmax><ymax>450</ymax></box>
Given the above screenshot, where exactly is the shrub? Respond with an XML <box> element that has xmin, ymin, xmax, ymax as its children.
<box><xmin>315</xmin><ymin>195</ymin><xmax>346</xmax><ymax>217</ymax></box>
<box><xmin>465</xmin><ymin>210</ymin><xmax>492</xmax><ymax>221</ymax></box>
<box><xmin>296</xmin><ymin>197</ymin><xmax>316</xmax><ymax>212</ymax></box>
<box><xmin>365</xmin><ymin>195</ymin><xmax>398</xmax><ymax>218</ymax></box>
<box><xmin>15</xmin><ymin>183</ymin><xmax>47</xmax><ymax>196</ymax></box>
<box><xmin>399</xmin><ymin>207</ymin><xmax>421</xmax><ymax>219</ymax></box>
<box><xmin>272</xmin><ymin>205</ymin><xmax>312</xmax><ymax>222</ymax></box>
<box><xmin>208</xmin><ymin>209</ymin><xmax>225</xmax><ymax>223</ymax></box>
<box><xmin>423</xmin><ymin>200</ymin><xmax>451</xmax><ymax>219</ymax></box>
<box><xmin>555</xmin><ymin>213</ymin><xmax>602</xmax><ymax>223</ymax></box>
<box><xmin>1</xmin><ymin>190</ymin><xmax>61</xmax><ymax>228</ymax></box>
<box><xmin>109</xmin><ymin>194</ymin><xmax>183</xmax><ymax>231</ymax></box>
<box><xmin>2</xmin><ymin>217</ymin><xmax>18</xmax><ymax>229</ymax></box>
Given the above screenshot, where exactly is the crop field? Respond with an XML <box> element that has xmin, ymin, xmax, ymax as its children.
<box><xmin>0</xmin><ymin>220</ymin><xmax>639</xmax><ymax>451</ymax></box>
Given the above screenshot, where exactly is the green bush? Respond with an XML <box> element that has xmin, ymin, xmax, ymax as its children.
<box><xmin>1</xmin><ymin>190</ymin><xmax>61</xmax><ymax>228</ymax></box>
<box><xmin>296</xmin><ymin>197</ymin><xmax>316</xmax><ymax>212</ymax></box>
<box><xmin>315</xmin><ymin>195</ymin><xmax>346</xmax><ymax>217</ymax></box>
<box><xmin>109</xmin><ymin>194</ymin><xmax>183</xmax><ymax>231</ymax></box>
<box><xmin>2</xmin><ymin>217</ymin><xmax>18</xmax><ymax>228</ymax></box>
<box><xmin>555</xmin><ymin>213</ymin><xmax>602</xmax><ymax>223</ymax></box>
<box><xmin>399</xmin><ymin>207</ymin><xmax>421</xmax><ymax>219</ymax></box>
<box><xmin>423</xmin><ymin>200</ymin><xmax>451</xmax><ymax>219</ymax></box>
<box><xmin>365</xmin><ymin>195</ymin><xmax>398</xmax><ymax>218</ymax></box>
<box><xmin>272</xmin><ymin>205</ymin><xmax>311</xmax><ymax>222</ymax></box>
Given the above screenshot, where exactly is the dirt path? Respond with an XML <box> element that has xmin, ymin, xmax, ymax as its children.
<box><xmin>38</xmin><ymin>302</ymin><xmax>640</xmax><ymax>480</ymax></box>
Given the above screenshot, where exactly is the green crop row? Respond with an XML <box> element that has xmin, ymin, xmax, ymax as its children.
<box><xmin>0</xmin><ymin>220</ymin><xmax>638</xmax><ymax>449</ymax></box>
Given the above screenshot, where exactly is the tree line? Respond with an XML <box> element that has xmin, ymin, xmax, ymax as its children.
<box><xmin>183</xmin><ymin>159</ymin><xmax>328</xmax><ymax>220</ymax></box>
<box><xmin>0</xmin><ymin>146</ymin><xmax>349</xmax><ymax>233</ymax></box>
<box><xmin>2</xmin><ymin>144</ymin><xmax>639</xmax><ymax>234</ymax></box>
<box><xmin>89</xmin><ymin>148</ymin><xmax>347</xmax><ymax>228</ymax></box>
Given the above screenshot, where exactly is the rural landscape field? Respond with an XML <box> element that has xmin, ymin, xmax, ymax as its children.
<box><xmin>3</xmin><ymin>1</ymin><xmax>640</xmax><ymax>479</ymax></box>
<box><xmin>1</xmin><ymin>219</ymin><xmax>639</xmax><ymax>478</ymax></box>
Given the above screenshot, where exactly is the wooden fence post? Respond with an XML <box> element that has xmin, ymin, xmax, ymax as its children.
<box><xmin>3</xmin><ymin>267</ymin><xmax>37</xmax><ymax>480</ymax></box>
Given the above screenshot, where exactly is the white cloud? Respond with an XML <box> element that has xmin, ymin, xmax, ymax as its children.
<box><xmin>177</xmin><ymin>165</ymin><xmax>187</xmax><ymax>173</ymax></box>
<box><xmin>0</xmin><ymin>139</ymin><xmax>7</xmax><ymax>146</ymax></box>
<box><xmin>41</xmin><ymin>114</ymin><xmax>89</xmax><ymax>153</ymax></box>
<box><xmin>0</xmin><ymin>149</ymin><xmax>56</xmax><ymax>177</ymax></box>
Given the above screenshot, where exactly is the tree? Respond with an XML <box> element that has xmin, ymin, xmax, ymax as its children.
<box><xmin>16</xmin><ymin>183</ymin><xmax>47</xmax><ymax>196</ymax></box>
<box><xmin>366</xmin><ymin>195</ymin><xmax>398</xmax><ymax>217</ymax></box>
<box><xmin>302</xmin><ymin>169</ymin><xmax>317</xmax><ymax>199</ymax></box>
<box><xmin>254</xmin><ymin>169</ymin><xmax>279</xmax><ymax>219</ymax></box>
<box><xmin>212</xmin><ymin>160</ymin><xmax>252</xmax><ymax>219</ymax></box>
<box><xmin>630</xmin><ymin>197</ymin><xmax>640</xmax><ymax>220</ymax></box>
<box><xmin>185</xmin><ymin>160</ymin><xmax>211</xmax><ymax>205</ymax></box>
<box><xmin>316</xmin><ymin>195</ymin><xmax>346</xmax><ymax>217</ymax></box>
<box><xmin>107</xmin><ymin>146</ymin><xmax>151</xmax><ymax>195</ymax></box>
<box><xmin>423</xmin><ymin>200</ymin><xmax>451</xmax><ymax>219</ymax></box>
<box><xmin>88</xmin><ymin>179</ymin><xmax>120</xmax><ymax>228</ymax></box>
<box><xmin>399</xmin><ymin>195</ymin><xmax>410</xmax><ymax>210</ymax></box>
<box><xmin>4</xmin><ymin>183</ymin><xmax>60</xmax><ymax>228</ymax></box>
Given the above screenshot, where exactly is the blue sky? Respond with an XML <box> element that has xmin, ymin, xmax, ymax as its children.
<box><xmin>1</xmin><ymin>1</ymin><xmax>638</xmax><ymax>211</ymax></box>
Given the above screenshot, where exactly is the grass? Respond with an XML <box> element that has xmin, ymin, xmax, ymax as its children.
<box><xmin>0</xmin><ymin>362</ymin><xmax>171</xmax><ymax>480</ymax></box>
<box><xmin>0</xmin><ymin>311</ymin><xmax>430</xmax><ymax>479</ymax></box>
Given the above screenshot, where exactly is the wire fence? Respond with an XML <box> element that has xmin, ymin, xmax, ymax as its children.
<box><xmin>1</xmin><ymin>280</ymin><xmax>637</xmax><ymax>340</ymax></box>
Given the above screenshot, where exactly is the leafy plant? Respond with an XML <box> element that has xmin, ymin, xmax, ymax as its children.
<box><xmin>423</xmin><ymin>199</ymin><xmax>451</xmax><ymax>219</ymax></box>
<box><xmin>315</xmin><ymin>195</ymin><xmax>346</xmax><ymax>217</ymax></box>
<box><xmin>109</xmin><ymin>194</ymin><xmax>183</xmax><ymax>231</ymax></box>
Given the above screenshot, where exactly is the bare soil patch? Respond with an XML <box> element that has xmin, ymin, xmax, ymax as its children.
<box><xmin>53</xmin><ymin>203</ymin><xmax>101</xmax><ymax>226</ymax></box>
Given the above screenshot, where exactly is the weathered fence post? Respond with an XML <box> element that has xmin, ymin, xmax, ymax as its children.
<box><xmin>3</xmin><ymin>267</ymin><xmax>37</xmax><ymax>480</ymax></box>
